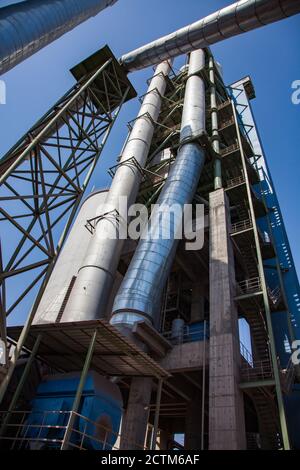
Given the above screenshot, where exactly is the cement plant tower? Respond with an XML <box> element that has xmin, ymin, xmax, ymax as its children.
<box><xmin>0</xmin><ymin>0</ymin><xmax>300</xmax><ymax>451</ymax></box>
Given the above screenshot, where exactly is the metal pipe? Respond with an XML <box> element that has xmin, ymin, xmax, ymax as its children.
<box><xmin>0</xmin><ymin>67</ymin><xmax>128</xmax><ymax>404</ymax></box>
<box><xmin>0</xmin><ymin>0</ymin><xmax>118</xmax><ymax>75</ymax></box>
<box><xmin>60</xmin><ymin>329</ymin><xmax>97</xmax><ymax>450</ymax></box>
<box><xmin>111</xmin><ymin>49</ymin><xmax>206</xmax><ymax>328</ymax></box>
<box><xmin>209</xmin><ymin>56</ymin><xmax>222</xmax><ymax>190</ymax></box>
<box><xmin>121</xmin><ymin>0</ymin><xmax>300</xmax><ymax>72</ymax></box>
<box><xmin>151</xmin><ymin>379</ymin><xmax>163</xmax><ymax>450</ymax></box>
<box><xmin>201</xmin><ymin>320</ymin><xmax>207</xmax><ymax>450</ymax></box>
<box><xmin>61</xmin><ymin>60</ymin><xmax>172</xmax><ymax>323</ymax></box>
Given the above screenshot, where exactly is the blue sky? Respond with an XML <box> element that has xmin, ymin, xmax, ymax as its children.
<box><xmin>0</xmin><ymin>0</ymin><xmax>299</xmax><ymax>325</ymax></box>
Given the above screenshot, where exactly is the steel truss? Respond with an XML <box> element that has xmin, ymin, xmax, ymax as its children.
<box><xmin>0</xmin><ymin>46</ymin><xmax>135</xmax><ymax>373</ymax></box>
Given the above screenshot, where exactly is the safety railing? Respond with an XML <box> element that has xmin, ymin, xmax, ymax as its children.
<box><xmin>246</xmin><ymin>432</ymin><xmax>261</xmax><ymax>450</ymax></box>
<box><xmin>236</xmin><ymin>277</ymin><xmax>262</xmax><ymax>296</ymax></box>
<box><xmin>240</xmin><ymin>340</ymin><xmax>274</xmax><ymax>382</ymax></box>
<box><xmin>218</xmin><ymin>116</ymin><xmax>235</xmax><ymax>130</ymax></box>
<box><xmin>163</xmin><ymin>323</ymin><xmax>209</xmax><ymax>345</ymax></box>
<box><xmin>240</xmin><ymin>358</ymin><xmax>273</xmax><ymax>383</ymax></box>
<box><xmin>280</xmin><ymin>356</ymin><xmax>296</xmax><ymax>394</ymax></box>
<box><xmin>226</xmin><ymin>174</ymin><xmax>245</xmax><ymax>189</ymax></box>
<box><xmin>0</xmin><ymin>410</ymin><xmax>146</xmax><ymax>451</ymax></box>
<box><xmin>240</xmin><ymin>341</ymin><xmax>254</xmax><ymax>367</ymax></box>
<box><xmin>220</xmin><ymin>142</ymin><xmax>240</xmax><ymax>157</ymax></box>
<box><xmin>231</xmin><ymin>218</ymin><xmax>253</xmax><ymax>234</ymax></box>
<box><xmin>267</xmin><ymin>285</ymin><xmax>282</xmax><ymax>307</ymax></box>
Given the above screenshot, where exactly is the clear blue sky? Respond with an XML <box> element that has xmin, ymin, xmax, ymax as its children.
<box><xmin>0</xmin><ymin>0</ymin><xmax>299</xmax><ymax>325</ymax></box>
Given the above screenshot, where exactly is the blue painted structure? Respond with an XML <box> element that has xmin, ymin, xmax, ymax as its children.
<box><xmin>186</xmin><ymin>321</ymin><xmax>209</xmax><ymax>342</ymax></box>
<box><xmin>25</xmin><ymin>371</ymin><xmax>123</xmax><ymax>450</ymax></box>
<box><xmin>231</xmin><ymin>77</ymin><xmax>300</xmax><ymax>449</ymax></box>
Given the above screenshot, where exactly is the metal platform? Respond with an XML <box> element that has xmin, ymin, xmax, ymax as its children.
<box><xmin>7</xmin><ymin>320</ymin><xmax>169</xmax><ymax>379</ymax></box>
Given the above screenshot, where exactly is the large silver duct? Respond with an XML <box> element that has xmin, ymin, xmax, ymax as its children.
<box><xmin>111</xmin><ymin>49</ymin><xmax>206</xmax><ymax>329</ymax></box>
<box><xmin>0</xmin><ymin>0</ymin><xmax>118</xmax><ymax>75</ymax></box>
<box><xmin>60</xmin><ymin>60</ymin><xmax>172</xmax><ymax>323</ymax></box>
<box><xmin>121</xmin><ymin>0</ymin><xmax>300</xmax><ymax>72</ymax></box>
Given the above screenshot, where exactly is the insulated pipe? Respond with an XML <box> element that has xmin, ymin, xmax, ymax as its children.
<box><xmin>61</xmin><ymin>60</ymin><xmax>172</xmax><ymax>323</ymax></box>
<box><xmin>0</xmin><ymin>0</ymin><xmax>118</xmax><ymax>75</ymax></box>
<box><xmin>121</xmin><ymin>0</ymin><xmax>300</xmax><ymax>72</ymax></box>
<box><xmin>209</xmin><ymin>56</ymin><xmax>222</xmax><ymax>190</ymax></box>
<box><xmin>111</xmin><ymin>49</ymin><xmax>206</xmax><ymax>329</ymax></box>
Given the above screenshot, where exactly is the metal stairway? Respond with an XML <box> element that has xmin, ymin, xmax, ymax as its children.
<box><xmin>248</xmin><ymin>388</ymin><xmax>281</xmax><ymax>450</ymax></box>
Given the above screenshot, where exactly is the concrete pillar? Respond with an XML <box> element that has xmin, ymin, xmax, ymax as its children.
<box><xmin>184</xmin><ymin>394</ymin><xmax>202</xmax><ymax>450</ymax></box>
<box><xmin>120</xmin><ymin>377</ymin><xmax>152</xmax><ymax>449</ymax></box>
<box><xmin>208</xmin><ymin>189</ymin><xmax>246</xmax><ymax>450</ymax></box>
<box><xmin>191</xmin><ymin>283</ymin><xmax>206</xmax><ymax>323</ymax></box>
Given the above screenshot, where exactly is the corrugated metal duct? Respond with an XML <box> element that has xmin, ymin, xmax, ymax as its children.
<box><xmin>111</xmin><ymin>49</ymin><xmax>206</xmax><ymax>329</ymax></box>
<box><xmin>0</xmin><ymin>0</ymin><xmax>118</xmax><ymax>74</ymax></box>
<box><xmin>121</xmin><ymin>0</ymin><xmax>300</xmax><ymax>72</ymax></box>
<box><xmin>60</xmin><ymin>60</ymin><xmax>172</xmax><ymax>323</ymax></box>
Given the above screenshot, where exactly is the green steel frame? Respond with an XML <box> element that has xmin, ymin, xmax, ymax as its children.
<box><xmin>231</xmin><ymin>101</ymin><xmax>290</xmax><ymax>449</ymax></box>
<box><xmin>0</xmin><ymin>48</ymin><xmax>134</xmax><ymax>402</ymax></box>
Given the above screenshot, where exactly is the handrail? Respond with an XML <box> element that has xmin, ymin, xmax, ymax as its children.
<box><xmin>0</xmin><ymin>409</ymin><xmax>147</xmax><ymax>451</ymax></box>
<box><xmin>231</xmin><ymin>218</ymin><xmax>252</xmax><ymax>233</ymax></box>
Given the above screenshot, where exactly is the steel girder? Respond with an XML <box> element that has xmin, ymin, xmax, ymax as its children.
<box><xmin>0</xmin><ymin>51</ymin><xmax>132</xmax><ymax>369</ymax></box>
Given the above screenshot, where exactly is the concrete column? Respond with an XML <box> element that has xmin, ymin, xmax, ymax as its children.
<box><xmin>120</xmin><ymin>377</ymin><xmax>152</xmax><ymax>449</ymax></box>
<box><xmin>184</xmin><ymin>394</ymin><xmax>202</xmax><ymax>450</ymax></box>
<box><xmin>191</xmin><ymin>283</ymin><xmax>206</xmax><ymax>323</ymax></box>
<box><xmin>208</xmin><ymin>189</ymin><xmax>246</xmax><ymax>450</ymax></box>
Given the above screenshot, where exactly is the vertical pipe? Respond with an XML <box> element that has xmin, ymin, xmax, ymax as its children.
<box><xmin>61</xmin><ymin>60</ymin><xmax>172</xmax><ymax>323</ymax></box>
<box><xmin>208</xmin><ymin>56</ymin><xmax>222</xmax><ymax>190</ymax></box>
<box><xmin>60</xmin><ymin>329</ymin><xmax>97</xmax><ymax>450</ymax></box>
<box><xmin>231</xmin><ymin>102</ymin><xmax>290</xmax><ymax>450</ymax></box>
<box><xmin>0</xmin><ymin>73</ymin><xmax>128</xmax><ymax>405</ymax></box>
<box><xmin>111</xmin><ymin>49</ymin><xmax>206</xmax><ymax>329</ymax></box>
<box><xmin>151</xmin><ymin>379</ymin><xmax>163</xmax><ymax>450</ymax></box>
<box><xmin>201</xmin><ymin>320</ymin><xmax>206</xmax><ymax>450</ymax></box>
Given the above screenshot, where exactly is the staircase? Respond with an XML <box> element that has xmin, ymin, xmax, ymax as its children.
<box><xmin>246</xmin><ymin>310</ymin><xmax>270</xmax><ymax>363</ymax></box>
<box><xmin>249</xmin><ymin>388</ymin><xmax>281</xmax><ymax>449</ymax></box>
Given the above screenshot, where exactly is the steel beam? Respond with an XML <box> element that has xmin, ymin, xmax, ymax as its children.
<box><xmin>231</xmin><ymin>101</ymin><xmax>290</xmax><ymax>450</ymax></box>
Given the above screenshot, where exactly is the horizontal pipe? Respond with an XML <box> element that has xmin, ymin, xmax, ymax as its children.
<box><xmin>121</xmin><ymin>0</ymin><xmax>300</xmax><ymax>72</ymax></box>
<box><xmin>0</xmin><ymin>0</ymin><xmax>118</xmax><ymax>75</ymax></box>
<box><xmin>111</xmin><ymin>49</ymin><xmax>206</xmax><ymax>329</ymax></box>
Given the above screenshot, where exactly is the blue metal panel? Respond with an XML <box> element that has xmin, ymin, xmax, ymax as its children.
<box><xmin>284</xmin><ymin>384</ymin><xmax>300</xmax><ymax>450</ymax></box>
<box><xmin>25</xmin><ymin>372</ymin><xmax>123</xmax><ymax>450</ymax></box>
<box><xmin>230</xmin><ymin>79</ymin><xmax>300</xmax><ymax>447</ymax></box>
<box><xmin>186</xmin><ymin>321</ymin><xmax>209</xmax><ymax>342</ymax></box>
<box><xmin>230</xmin><ymin>79</ymin><xmax>300</xmax><ymax>344</ymax></box>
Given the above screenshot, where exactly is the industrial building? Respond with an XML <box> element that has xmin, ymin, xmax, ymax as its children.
<box><xmin>0</xmin><ymin>0</ymin><xmax>300</xmax><ymax>451</ymax></box>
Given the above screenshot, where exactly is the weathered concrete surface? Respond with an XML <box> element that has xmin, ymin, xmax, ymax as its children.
<box><xmin>184</xmin><ymin>392</ymin><xmax>203</xmax><ymax>449</ymax></box>
<box><xmin>191</xmin><ymin>283</ymin><xmax>206</xmax><ymax>323</ymax></box>
<box><xmin>208</xmin><ymin>189</ymin><xmax>246</xmax><ymax>450</ymax></box>
<box><xmin>120</xmin><ymin>377</ymin><xmax>152</xmax><ymax>449</ymax></box>
<box><xmin>159</xmin><ymin>340</ymin><xmax>208</xmax><ymax>373</ymax></box>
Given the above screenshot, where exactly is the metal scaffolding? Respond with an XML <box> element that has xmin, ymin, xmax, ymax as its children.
<box><xmin>0</xmin><ymin>45</ymin><xmax>135</xmax><ymax>397</ymax></box>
